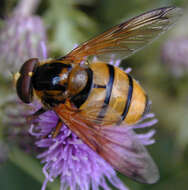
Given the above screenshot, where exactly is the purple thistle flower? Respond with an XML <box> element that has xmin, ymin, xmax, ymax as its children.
<box><xmin>29</xmin><ymin>103</ymin><xmax>129</xmax><ymax>190</ymax></box>
<box><xmin>29</xmin><ymin>102</ymin><xmax>157</xmax><ymax>190</ymax></box>
<box><xmin>0</xmin><ymin>0</ymin><xmax>46</xmax><ymax>78</ymax></box>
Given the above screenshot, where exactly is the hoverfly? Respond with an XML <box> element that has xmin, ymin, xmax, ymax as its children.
<box><xmin>15</xmin><ymin>6</ymin><xmax>182</xmax><ymax>184</ymax></box>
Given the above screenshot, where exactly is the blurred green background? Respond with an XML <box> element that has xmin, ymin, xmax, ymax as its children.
<box><xmin>1</xmin><ymin>0</ymin><xmax>188</xmax><ymax>190</ymax></box>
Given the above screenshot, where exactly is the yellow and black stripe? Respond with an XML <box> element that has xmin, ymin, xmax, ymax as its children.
<box><xmin>72</xmin><ymin>62</ymin><xmax>148</xmax><ymax>125</ymax></box>
<box><xmin>97</xmin><ymin>64</ymin><xmax>115</xmax><ymax>120</ymax></box>
<box><xmin>117</xmin><ymin>74</ymin><xmax>133</xmax><ymax>125</ymax></box>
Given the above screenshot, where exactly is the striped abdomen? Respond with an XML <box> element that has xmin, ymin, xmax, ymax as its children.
<box><xmin>71</xmin><ymin>62</ymin><xmax>149</xmax><ymax>125</ymax></box>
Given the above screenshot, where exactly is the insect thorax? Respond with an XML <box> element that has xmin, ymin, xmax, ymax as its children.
<box><xmin>32</xmin><ymin>62</ymin><xmax>72</xmax><ymax>107</ymax></box>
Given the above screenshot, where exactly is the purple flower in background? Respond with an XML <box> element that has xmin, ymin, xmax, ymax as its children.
<box><xmin>0</xmin><ymin>0</ymin><xmax>46</xmax><ymax>155</ymax></box>
<box><xmin>0</xmin><ymin>0</ymin><xmax>46</xmax><ymax>78</ymax></box>
<box><xmin>161</xmin><ymin>36</ymin><xmax>188</xmax><ymax>76</ymax></box>
<box><xmin>29</xmin><ymin>101</ymin><xmax>157</xmax><ymax>190</ymax></box>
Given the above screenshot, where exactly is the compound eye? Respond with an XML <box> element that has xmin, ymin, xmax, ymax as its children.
<box><xmin>16</xmin><ymin>58</ymin><xmax>38</xmax><ymax>103</ymax></box>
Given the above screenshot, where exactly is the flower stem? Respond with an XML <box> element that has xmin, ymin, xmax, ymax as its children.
<box><xmin>9</xmin><ymin>146</ymin><xmax>60</xmax><ymax>190</ymax></box>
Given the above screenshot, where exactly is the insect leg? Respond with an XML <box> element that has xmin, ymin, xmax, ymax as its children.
<box><xmin>52</xmin><ymin>118</ymin><xmax>63</xmax><ymax>138</ymax></box>
<box><xmin>27</xmin><ymin>107</ymin><xmax>47</xmax><ymax>123</ymax></box>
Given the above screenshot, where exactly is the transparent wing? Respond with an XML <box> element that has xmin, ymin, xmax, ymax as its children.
<box><xmin>55</xmin><ymin>104</ymin><xmax>159</xmax><ymax>184</ymax></box>
<box><xmin>64</xmin><ymin>6</ymin><xmax>182</xmax><ymax>63</ymax></box>
<box><xmin>77</xmin><ymin>100</ymin><xmax>123</xmax><ymax>125</ymax></box>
